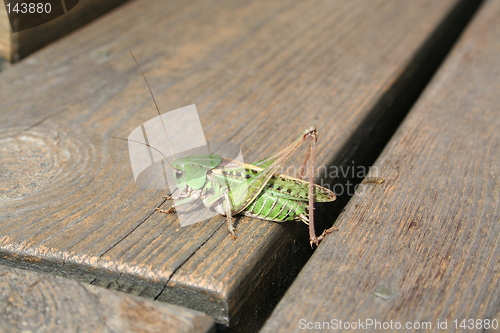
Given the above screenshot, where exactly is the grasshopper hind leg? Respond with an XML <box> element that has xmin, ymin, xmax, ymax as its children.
<box><xmin>310</xmin><ymin>227</ymin><xmax>339</xmax><ymax>247</ymax></box>
<box><xmin>299</xmin><ymin>213</ymin><xmax>338</xmax><ymax>247</ymax></box>
<box><xmin>302</xmin><ymin>127</ymin><xmax>339</xmax><ymax>247</ymax></box>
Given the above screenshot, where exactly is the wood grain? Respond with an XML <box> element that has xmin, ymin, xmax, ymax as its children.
<box><xmin>0</xmin><ymin>265</ymin><xmax>214</xmax><ymax>332</ymax></box>
<box><xmin>261</xmin><ymin>0</ymin><xmax>499</xmax><ymax>332</ymax></box>
<box><xmin>0</xmin><ymin>0</ymin><xmax>480</xmax><ymax>330</ymax></box>
<box><xmin>0</xmin><ymin>0</ymin><xmax>130</xmax><ymax>62</ymax></box>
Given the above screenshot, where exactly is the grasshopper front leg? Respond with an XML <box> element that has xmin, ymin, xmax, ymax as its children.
<box><xmin>156</xmin><ymin>190</ymin><xmax>200</xmax><ymax>214</ymax></box>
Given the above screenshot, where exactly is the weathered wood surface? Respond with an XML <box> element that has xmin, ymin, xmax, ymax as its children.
<box><xmin>0</xmin><ymin>0</ymin><xmax>480</xmax><ymax>330</ymax></box>
<box><xmin>261</xmin><ymin>1</ymin><xmax>499</xmax><ymax>332</ymax></box>
<box><xmin>0</xmin><ymin>0</ymin><xmax>130</xmax><ymax>62</ymax></box>
<box><xmin>0</xmin><ymin>265</ymin><xmax>214</xmax><ymax>333</ymax></box>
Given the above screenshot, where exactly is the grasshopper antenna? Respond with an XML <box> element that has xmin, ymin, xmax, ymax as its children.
<box><xmin>110</xmin><ymin>135</ymin><xmax>180</xmax><ymax>198</ymax></box>
<box><xmin>110</xmin><ymin>136</ymin><xmax>171</xmax><ymax>162</ymax></box>
<box><xmin>129</xmin><ymin>50</ymin><xmax>176</xmax><ymax>161</ymax></box>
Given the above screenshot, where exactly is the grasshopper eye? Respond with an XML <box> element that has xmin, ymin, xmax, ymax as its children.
<box><xmin>174</xmin><ymin>169</ymin><xmax>183</xmax><ymax>179</ymax></box>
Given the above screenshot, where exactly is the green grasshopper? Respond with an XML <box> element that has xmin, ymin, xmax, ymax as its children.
<box><xmin>126</xmin><ymin>52</ymin><xmax>337</xmax><ymax>247</ymax></box>
<box><xmin>155</xmin><ymin>126</ymin><xmax>337</xmax><ymax>247</ymax></box>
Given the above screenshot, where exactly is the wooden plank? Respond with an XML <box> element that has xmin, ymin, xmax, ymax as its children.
<box><xmin>0</xmin><ymin>0</ymin><xmax>480</xmax><ymax>330</ymax></box>
<box><xmin>261</xmin><ymin>1</ymin><xmax>500</xmax><ymax>332</ymax></box>
<box><xmin>0</xmin><ymin>0</ymin><xmax>130</xmax><ymax>62</ymax></box>
<box><xmin>0</xmin><ymin>4</ymin><xmax>11</xmax><ymax>61</ymax></box>
<box><xmin>0</xmin><ymin>265</ymin><xmax>214</xmax><ymax>333</ymax></box>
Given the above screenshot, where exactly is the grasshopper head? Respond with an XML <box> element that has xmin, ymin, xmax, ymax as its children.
<box><xmin>171</xmin><ymin>167</ymin><xmax>188</xmax><ymax>192</ymax></box>
<box><xmin>171</xmin><ymin>154</ymin><xmax>223</xmax><ymax>191</ymax></box>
